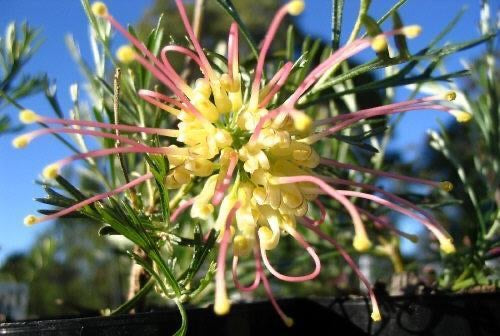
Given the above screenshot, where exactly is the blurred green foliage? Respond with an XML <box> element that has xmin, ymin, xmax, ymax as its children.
<box><xmin>0</xmin><ymin>22</ymin><xmax>45</xmax><ymax>135</ymax></box>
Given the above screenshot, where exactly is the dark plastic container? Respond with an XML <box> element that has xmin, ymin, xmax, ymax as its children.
<box><xmin>1</xmin><ymin>293</ymin><xmax>499</xmax><ymax>335</ymax></box>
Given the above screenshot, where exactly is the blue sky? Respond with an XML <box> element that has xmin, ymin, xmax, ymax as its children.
<box><xmin>0</xmin><ymin>0</ymin><xmax>487</xmax><ymax>262</ymax></box>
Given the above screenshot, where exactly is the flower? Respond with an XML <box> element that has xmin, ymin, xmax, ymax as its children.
<box><xmin>14</xmin><ymin>0</ymin><xmax>465</xmax><ymax>325</ymax></box>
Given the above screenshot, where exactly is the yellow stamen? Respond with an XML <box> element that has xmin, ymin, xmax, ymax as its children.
<box><xmin>371</xmin><ymin>308</ymin><xmax>381</xmax><ymax>322</ymax></box>
<box><xmin>214</xmin><ymin>292</ymin><xmax>231</xmax><ymax>315</ymax></box>
<box><xmin>284</xmin><ymin>317</ymin><xmax>294</xmax><ymax>327</ymax></box>
<box><xmin>402</xmin><ymin>25</ymin><xmax>422</xmax><ymax>38</ymax></box>
<box><xmin>91</xmin><ymin>1</ymin><xmax>108</xmax><ymax>17</ymax></box>
<box><xmin>353</xmin><ymin>234</ymin><xmax>372</xmax><ymax>252</ymax></box>
<box><xmin>439</xmin><ymin>237</ymin><xmax>456</xmax><ymax>254</ymax></box>
<box><xmin>287</xmin><ymin>0</ymin><xmax>305</xmax><ymax>16</ymax></box>
<box><xmin>116</xmin><ymin>45</ymin><xmax>135</xmax><ymax>64</ymax></box>
<box><xmin>292</xmin><ymin>112</ymin><xmax>312</xmax><ymax>133</ymax></box>
<box><xmin>43</xmin><ymin>163</ymin><xmax>60</xmax><ymax>180</ymax></box>
<box><xmin>371</xmin><ymin>35</ymin><xmax>387</xmax><ymax>52</ymax></box>
<box><xmin>450</xmin><ymin>110</ymin><xmax>472</xmax><ymax>123</ymax></box>
<box><xmin>12</xmin><ymin>135</ymin><xmax>30</xmax><ymax>149</ymax></box>
<box><xmin>444</xmin><ymin>91</ymin><xmax>457</xmax><ymax>101</ymax></box>
<box><xmin>439</xmin><ymin>181</ymin><xmax>453</xmax><ymax>192</ymax></box>
<box><xmin>19</xmin><ymin>109</ymin><xmax>39</xmax><ymax>124</ymax></box>
<box><xmin>24</xmin><ymin>215</ymin><xmax>38</xmax><ymax>226</ymax></box>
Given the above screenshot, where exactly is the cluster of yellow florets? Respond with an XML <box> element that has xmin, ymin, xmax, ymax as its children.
<box><xmin>166</xmin><ymin>67</ymin><xmax>319</xmax><ymax>255</ymax></box>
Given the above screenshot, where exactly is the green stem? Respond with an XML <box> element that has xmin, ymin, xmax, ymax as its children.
<box><xmin>331</xmin><ymin>0</ymin><xmax>345</xmax><ymax>51</ymax></box>
<box><xmin>174</xmin><ymin>298</ymin><xmax>188</xmax><ymax>336</ymax></box>
<box><xmin>314</xmin><ymin>0</ymin><xmax>370</xmax><ymax>89</ymax></box>
<box><xmin>110</xmin><ymin>277</ymin><xmax>155</xmax><ymax>315</ymax></box>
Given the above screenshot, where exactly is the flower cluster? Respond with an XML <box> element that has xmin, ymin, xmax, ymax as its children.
<box><xmin>14</xmin><ymin>0</ymin><xmax>471</xmax><ymax>325</ymax></box>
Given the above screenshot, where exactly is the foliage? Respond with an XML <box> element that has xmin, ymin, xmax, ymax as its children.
<box><xmin>0</xmin><ymin>22</ymin><xmax>45</xmax><ymax>135</ymax></box>
<box><xmin>420</xmin><ymin>2</ymin><xmax>499</xmax><ymax>290</ymax></box>
<box><xmin>0</xmin><ymin>220</ymin><xmax>127</xmax><ymax>317</ymax></box>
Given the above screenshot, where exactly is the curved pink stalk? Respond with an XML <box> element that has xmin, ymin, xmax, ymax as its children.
<box><xmin>173</xmin><ymin>0</ymin><xmax>215</xmax><ymax>80</ymax></box>
<box><xmin>232</xmin><ymin>256</ymin><xmax>261</xmax><ymax>292</ymax></box>
<box><xmin>260</xmin><ymin>228</ymin><xmax>321</xmax><ymax>282</ymax></box>
<box><xmin>214</xmin><ymin>202</ymin><xmax>240</xmax><ymax>313</ymax></box>
<box><xmin>285</xmin><ymin>39</ymin><xmax>369</xmax><ymax>107</ymax></box>
<box><xmin>106</xmin><ymin>14</ymin><xmax>164</xmax><ymax>70</ymax></box>
<box><xmin>23</xmin><ymin>127</ymin><xmax>142</xmax><ymax>147</ymax></box>
<box><xmin>332</xmin><ymin>189</ymin><xmax>449</xmax><ymax>241</ymax></box>
<box><xmin>313</xmin><ymin>95</ymin><xmax>444</xmax><ymax>126</ymax></box>
<box><xmin>138</xmin><ymin>89</ymin><xmax>184</xmax><ymax>116</ymax></box>
<box><xmin>163</xmin><ymin>45</ymin><xmax>205</xmax><ymax>72</ymax></box>
<box><xmin>355</xmin><ymin>206</ymin><xmax>418</xmax><ymax>242</ymax></box>
<box><xmin>32</xmin><ymin>172</ymin><xmax>153</xmax><ymax>224</ymax></box>
<box><xmin>159</xmin><ymin>46</ymin><xmax>200</xmax><ymax>98</ymax></box>
<box><xmin>169</xmin><ymin>198</ymin><xmax>195</xmax><ymax>223</ymax></box>
<box><xmin>302</xmin><ymin>220</ymin><xmax>380</xmax><ymax>321</ymax></box>
<box><xmin>254</xmin><ymin>238</ymin><xmax>294</xmax><ymax>327</ymax></box>
<box><xmin>307</xmin><ymin>102</ymin><xmax>453</xmax><ymax>143</ymax></box>
<box><xmin>130</xmin><ymin>52</ymin><xmax>208</xmax><ymax>122</ymax></box>
<box><xmin>54</xmin><ymin>146</ymin><xmax>181</xmax><ymax>171</ymax></box>
<box><xmin>36</xmin><ymin>115</ymin><xmax>179</xmax><ymax>137</ymax></box>
<box><xmin>319</xmin><ymin>157</ymin><xmax>442</xmax><ymax>188</ymax></box>
<box><xmin>106</xmin><ymin>14</ymin><xmax>202</xmax><ymax>108</ymax></box>
<box><xmin>212</xmin><ymin>151</ymin><xmax>239</xmax><ymax>205</ymax></box>
<box><xmin>303</xmin><ymin>199</ymin><xmax>326</xmax><ymax>227</ymax></box>
<box><xmin>319</xmin><ymin>175</ymin><xmax>446</xmax><ymax>233</ymax></box>
<box><xmin>259</xmin><ymin>61</ymin><xmax>294</xmax><ymax>108</ymax></box>
<box><xmin>285</xmin><ymin>27</ymin><xmax>422</xmax><ymax>108</ymax></box>
<box><xmin>227</xmin><ymin>23</ymin><xmax>239</xmax><ymax>80</ymax></box>
<box><xmin>273</xmin><ymin>175</ymin><xmax>366</xmax><ymax>240</ymax></box>
<box><xmin>249</xmin><ymin>4</ymin><xmax>293</xmax><ymax>110</ymax></box>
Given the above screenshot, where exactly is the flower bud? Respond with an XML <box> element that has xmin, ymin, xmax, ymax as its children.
<box><xmin>12</xmin><ymin>135</ymin><xmax>30</xmax><ymax>149</ymax></box>
<box><xmin>19</xmin><ymin>109</ymin><xmax>39</xmax><ymax>124</ymax></box>
<box><xmin>91</xmin><ymin>1</ymin><xmax>108</xmax><ymax>17</ymax></box>
<box><xmin>116</xmin><ymin>45</ymin><xmax>135</xmax><ymax>64</ymax></box>
<box><xmin>287</xmin><ymin>1</ymin><xmax>305</xmax><ymax>16</ymax></box>
<box><xmin>43</xmin><ymin>163</ymin><xmax>60</xmax><ymax>180</ymax></box>
<box><xmin>402</xmin><ymin>25</ymin><xmax>422</xmax><ymax>38</ymax></box>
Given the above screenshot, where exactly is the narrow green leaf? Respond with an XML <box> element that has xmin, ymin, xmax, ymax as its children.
<box><xmin>392</xmin><ymin>12</ymin><xmax>410</xmax><ymax>59</ymax></box>
<box><xmin>331</xmin><ymin>0</ymin><xmax>345</xmax><ymax>51</ymax></box>
<box><xmin>55</xmin><ymin>175</ymin><xmax>88</xmax><ymax>201</ymax></box>
<box><xmin>110</xmin><ymin>278</ymin><xmax>155</xmax><ymax>315</ymax></box>
<box><xmin>286</xmin><ymin>25</ymin><xmax>295</xmax><ymax>61</ymax></box>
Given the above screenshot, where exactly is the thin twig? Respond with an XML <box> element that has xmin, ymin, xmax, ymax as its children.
<box><xmin>114</xmin><ymin>68</ymin><xmax>138</xmax><ymax>205</ymax></box>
